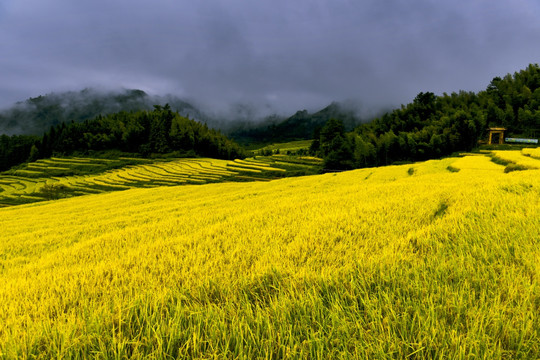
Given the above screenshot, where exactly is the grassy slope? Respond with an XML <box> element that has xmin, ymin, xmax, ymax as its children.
<box><xmin>252</xmin><ymin>140</ymin><xmax>313</xmax><ymax>154</ymax></box>
<box><xmin>0</xmin><ymin>152</ymin><xmax>539</xmax><ymax>358</ymax></box>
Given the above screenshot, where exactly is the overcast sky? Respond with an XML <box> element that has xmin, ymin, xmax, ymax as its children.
<box><xmin>1</xmin><ymin>0</ymin><xmax>540</xmax><ymax>115</ymax></box>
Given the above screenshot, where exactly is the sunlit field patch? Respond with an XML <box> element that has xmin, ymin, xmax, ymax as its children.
<box><xmin>450</xmin><ymin>154</ymin><xmax>505</xmax><ymax>171</ymax></box>
<box><xmin>492</xmin><ymin>150</ymin><xmax>540</xmax><ymax>170</ymax></box>
<box><xmin>522</xmin><ymin>147</ymin><xmax>540</xmax><ymax>159</ymax></box>
<box><xmin>0</xmin><ymin>151</ymin><xmax>538</xmax><ymax>358</ymax></box>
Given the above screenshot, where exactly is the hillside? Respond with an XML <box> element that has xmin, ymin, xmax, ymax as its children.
<box><xmin>0</xmin><ymin>149</ymin><xmax>539</xmax><ymax>358</ymax></box>
<box><xmin>0</xmin><ymin>106</ymin><xmax>246</xmax><ymax>172</ymax></box>
<box><xmin>0</xmin><ymin>88</ymin><xmax>205</xmax><ymax>136</ymax></box>
<box><xmin>0</xmin><ymin>95</ymin><xmax>365</xmax><ymax>173</ymax></box>
<box><xmin>310</xmin><ymin>64</ymin><xmax>540</xmax><ymax>170</ymax></box>
<box><xmin>0</xmin><ymin>155</ymin><xmax>322</xmax><ymax>207</ymax></box>
<box><xmin>228</xmin><ymin>102</ymin><xmax>364</xmax><ymax>145</ymax></box>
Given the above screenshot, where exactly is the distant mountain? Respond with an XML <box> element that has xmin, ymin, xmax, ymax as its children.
<box><xmin>0</xmin><ymin>88</ymin><xmax>205</xmax><ymax>136</ymax></box>
<box><xmin>0</xmin><ymin>88</ymin><xmax>369</xmax><ymax>146</ymax></box>
<box><xmin>227</xmin><ymin>102</ymin><xmax>365</xmax><ymax>145</ymax></box>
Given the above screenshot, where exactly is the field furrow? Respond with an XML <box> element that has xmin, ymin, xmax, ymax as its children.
<box><xmin>0</xmin><ymin>155</ymin><xmax>316</xmax><ymax>206</ymax></box>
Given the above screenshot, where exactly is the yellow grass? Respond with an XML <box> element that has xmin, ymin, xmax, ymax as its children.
<box><xmin>492</xmin><ymin>150</ymin><xmax>540</xmax><ymax>169</ymax></box>
<box><xmin>254</xmin><ymin>140</ymin><xmax>313</xmax><ymax>154</ymax></box>
<box><xmin>522</xmin><ymin>147</ymin><xmax>540</xmax><ymax>159</ymax></box>
<box><xmin>0</xmin><ymin>152</ymin><xmax>539</xmax><ymax>358</ymax></box>
<box><xmin>232</xmin><ymin>159</ymin><xmax>286</xmax><ymax>172</ymax></box>
<box><xmin>450</xmin><ymin>154</ymin><xmax>505</xmax><ymax>172</ymax></box>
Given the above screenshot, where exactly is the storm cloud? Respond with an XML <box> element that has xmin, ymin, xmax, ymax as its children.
<box><xmin>1</xmin><ymin>0</ymin><xmax>539</xmax><ymax>115</ymax></box>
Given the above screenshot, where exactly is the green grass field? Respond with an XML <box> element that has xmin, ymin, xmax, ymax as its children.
<box><xmin>253</xmin><ymin>140</ymin><xmax>313</xmax><ymax>154</ymax></box>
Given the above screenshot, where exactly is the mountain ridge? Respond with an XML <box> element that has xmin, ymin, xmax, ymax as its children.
<box><xmin>0</xmin><ymin>88</ymin><xmax>205</xmax><ymax>136</ymax></box>
<box><xmin>0</xmin><ymin>88</ymin><xmax>367</xmax><ymax>145</ymax></box>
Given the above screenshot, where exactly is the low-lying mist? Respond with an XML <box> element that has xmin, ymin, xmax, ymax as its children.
<box><xmin>0</xmin><ymin>88</ymin><xmax>387</xmax><ymax>137</ymax></box>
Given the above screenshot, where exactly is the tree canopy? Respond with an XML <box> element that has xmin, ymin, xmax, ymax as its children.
<box><xmin>0</xmin><ymin>105</ymin><xmax>245</xmax><ymax>171</ymax></box>
<box><xmin>312</xmin><ymin>64</ymin><xmax>540</xmax><ymax>169</ymax></box>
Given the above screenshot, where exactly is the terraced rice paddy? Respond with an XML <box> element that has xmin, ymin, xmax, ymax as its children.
<box><xmin>450</xmin><ymin>153</ymin><xmax>505</xmax><ymax>172</ymax></box>
<box><xmin>521</xmin><ymin>146</ymin><xmax>540</xmax><ymax>159</ymax></box>
<box><xmin>0</xmin><ymin>156</ymin><xmax>322</xmax><ymax>207</ymax></box>
<box><xmin>253</xmin><ymin>140</ymin><xmax>313</xmax><ymax>154</ymax></box>
<box><xmin>491</xmin><ymin>149</ymin><xmax>540</xmax><ymax>170</ymax></box>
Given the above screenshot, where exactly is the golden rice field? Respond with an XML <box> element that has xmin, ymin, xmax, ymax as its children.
<box><xmin>0</xmin><ymin>150</ymin><xmax>539</xmax><ymax>358</ymax></box>
<box><xmin>491</xmin><ymin>150</ymin><xmax>540</xmax><ymax>170</ymax></box>
<box><xmin>0</xmin><ymin>156</ymin><xmax>320</xmax><ymax>207</ymax></box>
<box><xmin>253</xmin><ymin>140</ymin><xmax>312</xmax><ymax>154</ymax></box>
<box><xmin>522</xmin><ymin>146</ymin><xmax>540</xmax><ymax>159</ymax></box>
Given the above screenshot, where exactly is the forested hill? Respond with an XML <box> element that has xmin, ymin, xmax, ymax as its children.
<box><xmin>311</xmin><ymin>64</ymin><xmax>540</xmax><ymax>170</ymax></box>
<box><xmin>0</xmin><ymin>88</ymin><xmax>366</xmax><ymax>146</ymax></box>
<box><xmin>227</xmin><ymin>102</ymin><xmax>365</xmax><ymax>145</ymax></box>
<box><xmin>0</xmin><ymin>105</ymin><xmax>245</xmax><ymax>171</ymax></box>
<box><xmin>0</xmin><ymin>88</ymin><xmax>205</xmax><ymax>136</ymax></box>
<box><xmin>367</xmin><ymin>63</ymin><xmax>540</xmax><ymax>139</ymax></box>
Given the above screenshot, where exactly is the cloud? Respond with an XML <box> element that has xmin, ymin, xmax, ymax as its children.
<box><xmin>1</xmin><ymin>0</ymin><xmax>539</xmax><ymax>115</ymax></box>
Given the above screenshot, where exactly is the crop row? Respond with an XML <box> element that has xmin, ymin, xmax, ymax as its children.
<box><xmin>0</xmin><ymin>156</ymin><xmax>320</xmax><ymax>207</ymax></box>
<box><xmin>521</xmin><ymin>147</ymin><xmax>540</xmax><ymax>159</ymax></box>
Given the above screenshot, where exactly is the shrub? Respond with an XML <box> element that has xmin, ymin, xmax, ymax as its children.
<box><xmin>39</xmin><ymin>184</ymin><xmax>69</xmax><ymax>200</ymax></box>
<box><xmin>504</xmin><ymin>164</ymin><xmax>530</xmax><ymax>173</ymax></box>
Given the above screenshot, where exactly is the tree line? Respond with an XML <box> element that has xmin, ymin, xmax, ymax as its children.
<box><xmin>0</xmin><ymin>134</ymin><xmax>39</xmax><ymax>172</ymax></box>
<box><xmin>0</xmin><ymin>105</ymin><xmax>245</xmax><ymax>171</ymax></box>
<box><xmin>311</xmin><ymin>64</ymin><xmax>540</xmax><ymax>170</ymax></box>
